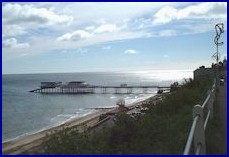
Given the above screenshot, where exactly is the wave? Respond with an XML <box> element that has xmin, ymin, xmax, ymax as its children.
<box><xmin>110</xmin><ymin>96</ymin><xmax>117</xmax><ymax>99</ymax></box>
<box><xmin>2</xmin><ymin>109</ymin><xmax>97</xmax><ymax>143</ymax></box>
<box><xmin>3</xmin><ymin>93</ymin><xmax>155</xmax><ymax>143</ymax></box>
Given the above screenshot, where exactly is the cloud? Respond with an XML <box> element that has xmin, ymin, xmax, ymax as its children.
<box><xmin>124</xmin><ymin>49</ymin><xmax>139</xmax><ymax>54</ymax></box>
<box><xmin>2</xmin><ymin>25</ymin><xmax>26</xmax><ymax>37</ymax></box>
<box><xmin>153</xmin><ymin>2</ymin><xmax>227</xmax><ymax>25</ymax></box>
<box><xmin>153</xmin><ymin>6</ymin><xmax>177</xmax><ymax>25</ymax></box>
<box><xmin>2</xmin><ymin>38</ymin><xmax>30</xmax><ymax>49</ymax></box>
<box><xmin>102</xmin><ymin>46</ymin><xmax>111</xmax><ymax>50</ymax></box>
<box><xmin>2</xmin><ymin>3</ymin><xmax>73</xmax><ymax>37</ymax></box>
<box><xmin>49</xmin><ymin>2</ymin><xmax>173</xmax><ymax>26</ymax></box>
<box><xmin>85</xmin><ymin>26</ymin><xmax>95</xmax><ymax>31</ymax></box>
<box><xmin>57</xmin><ymin>23</ymin><xmax>122</xmax><ymax>42</ymax></box>
<box><xmin>57</xmin><ymin>30</ymin><xmax>92</xmax><ymax>41</ymax></box>
<box><xmin>59</xmin><ymin>48</ymin><xmax>88</xmax><ymax>54</ymax></box>
<box><xmin>2</xmin><ymin>3</ymin><xmax>73</xmax><ymax>25</ymax></box>
<box><xmin>94</xmin><ymin>24</ymin><xmax>119</xmax><ymax>33</ymax></box>
<box><xmin>3</xmin><ymin>2</ymin><xmax>226</xmax><ymax>60</ymax></box>
<box><xmin>159</xmin><ymin>30</ymin><xmax>177</xmax><ymax>37</ymax></box>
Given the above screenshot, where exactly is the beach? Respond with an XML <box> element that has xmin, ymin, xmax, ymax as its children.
<box><xmin>2</xmin><ymin>108</ymin><xmax>113</xmax><ymax>154</ymax></box>
<box><xmin>2</xmin><ymin>93</ymin><xmax>165</xmax><ymax>154</ymax></box>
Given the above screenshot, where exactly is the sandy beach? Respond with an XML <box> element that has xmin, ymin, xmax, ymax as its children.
<box><xmin>2</xmin><ymin>94</ymin><xmax>164</xmax><ymax>154</ymax></box>
<box><xmin>2</xmin><ymin>108</ymin><xmax>113</xmax><ymax>154</ymax></box>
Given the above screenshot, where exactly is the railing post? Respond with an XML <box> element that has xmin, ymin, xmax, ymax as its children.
<box><xmin>208</xmin><ymin>88</ymin><xmax>214</xmax><ymax>119</ymax></box>
<box><xmin>193</xmin><ymin>105</ymin><xmax>206</xmax><ymax>154</ymax></box>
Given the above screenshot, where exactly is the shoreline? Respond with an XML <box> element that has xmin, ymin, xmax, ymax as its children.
<box><xmin>2</xmin><ymin>109</ymin><xmax>98</xmax><ymax>144</ymax></box>
<box><xmin>2</xmin><ymin>93</ymin><xmax>155</xmax><ymax>143</ymax></box>
<box><xmin>2</xmin><ymin>93</ymin><xmax>164</xmax><ymax>154</ymax></box>
<box><xmin>2</xmin><ymin>108</ymin><xmax>112</xmax><ymax>154</ymax></box>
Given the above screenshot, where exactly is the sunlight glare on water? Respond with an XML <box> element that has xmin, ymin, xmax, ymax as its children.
<box><xmin>132</xmin><ymin>70</ymin><xmax>193</xmax><ymax>82</ymax></box>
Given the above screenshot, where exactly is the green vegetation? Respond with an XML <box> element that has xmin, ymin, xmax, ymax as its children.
<box><xmin>42</xmin><ymin>78</ymin><xmax>212</xmax><ymax>154</ymax></box>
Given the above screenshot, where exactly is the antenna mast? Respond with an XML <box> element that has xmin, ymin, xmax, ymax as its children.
<box><xmin>212</xmin><ymin>23</ymin><xmax>224</xmax><ymax>63</ymax></box>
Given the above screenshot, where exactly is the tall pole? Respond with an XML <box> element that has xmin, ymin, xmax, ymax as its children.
<box><xmin>213</xmin><ymin>23</ymin><xmax>224</xmax><ymax>86</ymax></box>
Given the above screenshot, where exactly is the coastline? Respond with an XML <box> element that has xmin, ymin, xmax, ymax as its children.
<box><xmin>2</xmin><ymin>108</ymin><xmax>112</xmax><ymax>154</ymax></box>
<box><xmin>2</xmin><ymin>93</ymin><xmax>164</xmax><ymax>154</ymax></box>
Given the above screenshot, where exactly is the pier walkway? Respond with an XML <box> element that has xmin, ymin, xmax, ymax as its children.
<box><xmin>30</xmin><ymin>84</ymin><xmax>175</xmax><ymax>94</ymax></box>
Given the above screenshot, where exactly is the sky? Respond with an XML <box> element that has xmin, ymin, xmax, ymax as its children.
<box><xmin>2</xmin><ymin>2</ymin><xmax>227</xmax><ymax>74</ymax></box>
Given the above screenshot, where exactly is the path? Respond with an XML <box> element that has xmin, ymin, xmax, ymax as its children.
<box><xmin>216</xmin><ymin>80</ymin><xmax>227</xmax><ymax>154</ymax></box>
<box><xmin>207</xmin><ymin>79</ymin><xmax>227</xmax><ymax>154</ymax></box>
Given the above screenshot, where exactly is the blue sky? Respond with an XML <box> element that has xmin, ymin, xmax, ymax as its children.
<box><xmin>2</xmin><ymin>2</ymin><xmax>227</xmax><ymax>74</ymax></box>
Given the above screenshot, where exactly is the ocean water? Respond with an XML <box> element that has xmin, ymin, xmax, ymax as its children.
<box><xmin>2</xmin><ymin>70</ymin><xmax>193</xmax><ymax>142</ymax></box>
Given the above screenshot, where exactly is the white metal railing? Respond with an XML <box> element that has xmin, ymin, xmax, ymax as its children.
<box><xmin>183</xmin><ymin>81</ymin><xmax>216</xmax><ymax>155</ymax></box>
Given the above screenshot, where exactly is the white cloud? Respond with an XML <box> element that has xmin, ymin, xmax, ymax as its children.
<box><xmin>57</xmin><ymin>30</ymin><xmax>92</xmax><ymax>41</ymax></box>
<box><xmin>153</xmin><ymin>6</ymin><xmax>177</xmax><ymax>25</ymax></box>
<box><xmin>2</xmin><ymin>3</ymin><xmax>73</xmax><ymax>37</ymax></box>
<box><xmin>48</xmin><ymin>2</ymin><xmax>174</xmax><ymax>26</ymax></box>
<box><xmin>2</xmin><ymin>25</ymin><xmax>26</xmax><ymax>37</ymax></box>
<box><xmin>3</xmin><ymin>2</ymin><xmax>227</xmax><ymax>60</ymax></box>
<box><xmin>153</xmin><ymin>2</ymin><xmax>227</xmax><ymax>25</ymax></box>
<box><xmin>159</xmin><ymin>30</ymin><xmax>177</xmax><ymax>37</ymax></box>
<box><xmin>102</xmin><ymin>46</ymin><xmax>111</xmax><ymax>50</ymax></box>
<box><xmin>85</xmin><ymin>26</ymin><xmax>95</xmax><ymax>31</ymax></box>
<box><xmin>2</xmin><ymin>3</ymin><xmax>73</xmax><ymax>25</ymax></box>
<box><xmin>2</xmin><ymin>38</ymin><xmax>30</xmax><ymax>49</ymax></box>
<box><xmin>94</xmin><ymin>24</ymin><xmax>119</xmax><ymax>33</ymax></box>
<box><xmin>59</xmin><ymin>48</ymin><xmax>88</xmax><ymax>54</ymax></box>
<box><xmin>124</xmin><ymin>49</ymin><xmax>139</xmax><ymax>54</ymax></box>
<box><xmin>57</xmin><ymin>23</ymin><xmax>122</xmax><ymax>42</ymax></box>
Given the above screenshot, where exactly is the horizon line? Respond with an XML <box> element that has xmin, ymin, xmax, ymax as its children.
<box><xmin>2</xmin><ymin>69</ymin><xmax>195</xmax><ymax>75</ymax></box>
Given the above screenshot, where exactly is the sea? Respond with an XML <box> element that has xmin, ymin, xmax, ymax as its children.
<box><xmin>2</xmin><ymin>70</ymin><xmax>193</xmax><ymax>142</ymax></box>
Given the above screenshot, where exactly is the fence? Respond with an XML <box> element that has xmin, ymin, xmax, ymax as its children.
<box><xmin>183</xmin><ymin>81</ymin><xmax>216</xmax><ymax>155</ymax></box>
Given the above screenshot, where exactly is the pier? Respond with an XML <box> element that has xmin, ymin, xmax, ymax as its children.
<box><xmin>29</xmin><ymin>81</ymin><xmax>174</xmax><ymax>94</ymax></box>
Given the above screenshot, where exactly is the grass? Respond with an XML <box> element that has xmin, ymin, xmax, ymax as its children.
<box><xmin>41</xmin><ymin>77</ymin><xmax>213</xmax><ymax>154</ymax></box>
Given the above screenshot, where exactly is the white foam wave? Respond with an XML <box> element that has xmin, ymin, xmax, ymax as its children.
<box><xmin>3</xmin><ymin>109</ymin><xmax>97</xmax><ymax>143</ymax></box>
<box><xmin>3</xmin><ymin>93</ymin><xmax>156</xmax><ymax>144</ymax></box>
<box><xmin>110</xmin><ymin>96</ymin><xmax>117</xmax><ymax>99</ymax></box>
